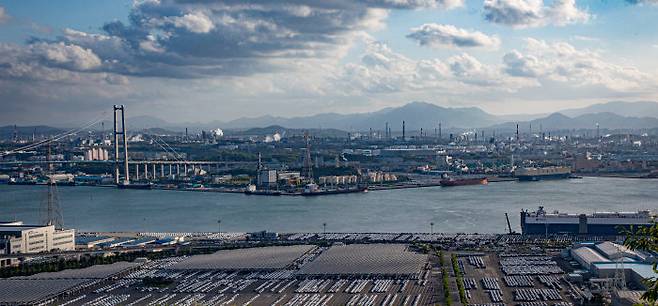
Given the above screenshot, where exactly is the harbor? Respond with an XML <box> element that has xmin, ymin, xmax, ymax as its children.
<box><xmin>1</xmin><ymin>176</ymin><xmax>655</xmax><ymax>234</ymax></box>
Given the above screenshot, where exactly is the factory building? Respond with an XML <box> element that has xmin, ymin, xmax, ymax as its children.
<box><xmin>84</xmin><ymin>147</ymin><xmax>109</xmax><ymax>161</ymax></box>
<box><xmin>318</xmin><ymin>175</ymin><xmax>358</xmax><ymax>186</ymax></box>
<box><xmin>0</xmin><ymin>223</ymin><xmax>75</xmax><ymax>255</ymax></box>
<box><xmin>257</xmin><ymin>169</ymin><xmax>278</xmax><ymax>188</ymax></box>
<box><xmin>75</xmin><ymin>235</ymin><xmax>115</xmax><ymax>249</ymax></box>
<box><xmin>570</xmin><ymin>241</ymin><xmax>658</xmax><ymax>289</ymax></box>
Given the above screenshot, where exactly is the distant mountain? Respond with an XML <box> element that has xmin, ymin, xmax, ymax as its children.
<box><xmin>221</xmin><ymin>102</ymin><xmax>499</xmax><ymax>130</ymax></box>
<box><xmin>490</xmin><ymin>112</ymin><xmax>658</xmax><ymax>132</ymax></box>
<box><xmin>558</xmin><ymin>101</ymin><xmax>658</xmax><ymax>118</ymax></box>
<box><xmin>34</xmin><ymin>100</ymin><xmax>658</xmax><ymax>133</ymax></box>
<box><xmin>225</xmin><ymin>125</ymin><xmax>348</xmax><ymax>138</ymax></box>
<box><xmin>0</xmin><ymin>125</ymin><xmax>64</xmax><ymax>140</ymax></box>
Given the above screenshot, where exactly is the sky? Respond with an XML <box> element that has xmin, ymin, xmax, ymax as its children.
<box><xmin>0</xmin><ymin>0</ymin><xmax>657</xmax><ymax>125</ymax></box>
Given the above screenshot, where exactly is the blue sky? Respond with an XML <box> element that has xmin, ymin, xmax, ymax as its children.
<box><xmin>0</xmin><ymin>0</ymin><xmax>657</xmax><ymax>125</ymax></box>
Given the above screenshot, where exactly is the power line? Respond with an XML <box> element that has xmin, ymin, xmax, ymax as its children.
<box><xmin>1</xmin><ymin>111</ymin><xmax>109</xmax><ymax>157</ymax></box>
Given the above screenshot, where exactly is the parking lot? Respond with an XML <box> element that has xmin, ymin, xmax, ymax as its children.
<box><xmin>51</xmin><ymin>244</ymin><xmax>438</xmax><ymax>306</ymax></box>
<box><xmin>453</xmin><ymin>252</ymin><xmax>576</xmax><ymax>306</ymax></box>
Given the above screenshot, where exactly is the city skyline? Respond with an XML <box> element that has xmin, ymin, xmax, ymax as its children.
<box><xmin>1</xmin><ymin>0</ymin><xmax>658</xmax><ymax>125</ymax></box>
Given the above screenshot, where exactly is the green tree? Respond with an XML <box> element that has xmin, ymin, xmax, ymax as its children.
<box><xmin>624</xmin><ymin>223</ymin><xmax>658</xmax><ymax>305</ymax></box>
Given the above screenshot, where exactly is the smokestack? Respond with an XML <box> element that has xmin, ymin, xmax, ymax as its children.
<box><xmin>402</xmin><ymin>121</ymin><xmax>406</xmax><ymax>141</ymax></box>
<box><xmin>385</xmin><ymin>122</ymin><xmax>389</xmax><ymax>139</ymax></box>
<box><xmin>516</xmin><ymin>124</ymin><xmax>519</xmax><ymax>141</ymax></box>
<box><xmin>439</xmin><ymin>122</ymin><xmax>442</xmax><ymax>139</ymax></box>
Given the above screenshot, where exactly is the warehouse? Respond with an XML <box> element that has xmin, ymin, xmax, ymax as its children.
<box><xmin>571</xmin><ymin>242</ymin><xmax>658</xmax><ymax>290</ymax></box>
<box><xmin>571</xmin><ymin>246</ymin><xmax>610</xmax><ymax>270</ymax></box>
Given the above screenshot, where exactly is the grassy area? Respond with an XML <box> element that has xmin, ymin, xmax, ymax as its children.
<box><xmin>438</xmin><ymin>250</ymin><xmax>452</xmax><ymax>306</ymax></box>
<box><xmin>452</xmin><ymin>253</ymin><xmax>467</xmax><ymax>305</ymax></box>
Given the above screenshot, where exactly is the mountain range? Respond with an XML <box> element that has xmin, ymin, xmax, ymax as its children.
<box><xmin>125</xmin><ymin>101</ymin><xmax>658</xmax><ymax>132</ymax></box>
<box><xmin>4</xmin><ymin>101</ymin><xmax>658</xmax><ymax>136</ymax></box>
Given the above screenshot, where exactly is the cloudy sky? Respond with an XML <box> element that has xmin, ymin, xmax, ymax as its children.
<box><xmin>0</xmin><ymin>0</ymin><xmax>657</xmax><ymax>125</ymax></box>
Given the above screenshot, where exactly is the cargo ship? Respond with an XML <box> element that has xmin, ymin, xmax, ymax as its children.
<box><xmin>521</xmin><ymin>206</ymin><xmax>654</xmax><ymax>235</ymax></box>
<box><xmin>514</xmin><ymin>166</ymin><xmax>571</xmax><ymax>181</ymax></box>
<box><xmin>117</xmin><ymin>182</ymin><xmax>154</xmax><ymax>190</ymax></box>
<box><xmin>440</xmin><ymin>176</ymin><xmax>488</xmax><ymax>187</ymax></box>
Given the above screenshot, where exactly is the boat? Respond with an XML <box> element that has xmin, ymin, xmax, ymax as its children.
<box><xmin>514</xmin><ymin>166</ymin><xmax>571</xmax><ymax>181</ymax></box>
<box><xmin>299</xmin><ymin>186</ymin><xmax>368</xmax><ymax>196</ymax></box>
<box><xmin>117</xmin><ymin>182</ymin><xmax>154</xmax><ymax>190</ymax></box>
<box><xmin>440</xmin><ymin>176</ymin><xmax>488</xmax><ymax>187</ymax></box>
<box><xmin>7</xmin><ymin>178</ymin><xmax>37</xmax><ymax>185</ymax></box>
<box><xmin>520</xmin><ymin>206</ymin><xmax>654</xmax><ymax>235</ymax></box>
<box><xmin>244</xmin><ymin>189</ymin><xmax>282</xmax><ymax>196</ymax></box>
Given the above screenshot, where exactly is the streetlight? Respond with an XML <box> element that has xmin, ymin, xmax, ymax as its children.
<box><xmin>217</xmin><ymin>219</ymin><xmax>222</xmax><ymax>238</ymax></box>
<box><xmin>430</xmin><ymin>222</ymin><xmax>434</xmax><ymax>235</ymax></box>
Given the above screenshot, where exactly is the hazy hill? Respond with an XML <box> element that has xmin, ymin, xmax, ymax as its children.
<box><xmin>22</xmin><ymin>100</ymin><xmax>658</xmax><ymax>133</ymax></box>
<box><xmin>222</xmin><ymin>102</ymin><xmax>499</xmax><ymax>130</ymax></box>
<box><xmin>0</xmin><ymin>125</ymin><xmax>64</xmax><ymax>139</ymax></box>
<box><xmin>489</xmin><ymin>112</ymin><xmax>658</xmax><ymax>132</ymax></box>
<box><xmin>559</xmin><ymin>101</ymin><xmax>658</xmax><ymax>118</ymax></box>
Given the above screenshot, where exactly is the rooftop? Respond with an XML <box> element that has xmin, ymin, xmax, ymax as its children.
<box><xmin>170</xmin><ymin>245</ymin><xmax>316</xmax><ymax>271</ymax></box>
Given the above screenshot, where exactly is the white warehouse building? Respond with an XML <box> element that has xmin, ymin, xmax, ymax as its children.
<box><xmin>0</xmin><ymin>223</ymin><xmax>75</xmax><ymax>259</ymax></box>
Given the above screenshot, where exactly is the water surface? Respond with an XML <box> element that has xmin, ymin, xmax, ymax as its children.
<box><xmin>0</xmin><ymin>177</ymin><xmax>655</xmax><ymax>233</ymax></box>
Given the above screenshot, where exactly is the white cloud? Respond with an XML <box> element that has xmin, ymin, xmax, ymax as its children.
<box><xmin>336</xmin><ymin>40</ymin><xmax>533</xmax><ymax>94</ymax></box>
<box><xmin>0</xmin><ymin>6</ymin><xmax>9</xmax><ymax>24</ymax></box>
<box><xmin>571</xmin><ymin>35</ymin><xmax>599</xmax><ymax>42</ymax></box>
<box><xmin>503</xmin><ymin>38</ymin><xmax>651</xmax><ymax>91</ymax></box>
<box><xmin>33</xmin><ymin>42</ymin><xmax>102</xmax><ymax>71</ymax></box>
<box><xmin>166</xmin><ymin>11</ymin><xmax>215</xmax><ymax>33</ymax></box>
<box><xmin>483</xmin><ymin>0</ymin><xmax>590</xmax><ymax>28</ymax></box>
<box><xmin>407</xmin><ymin>23</ymin><xmax>501</xmax><ymax>49</ymax></box>
<box><xmin>367</xmin><ymin>0</ymin><xmax>464</xmax><ymax>9</ymax></box>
